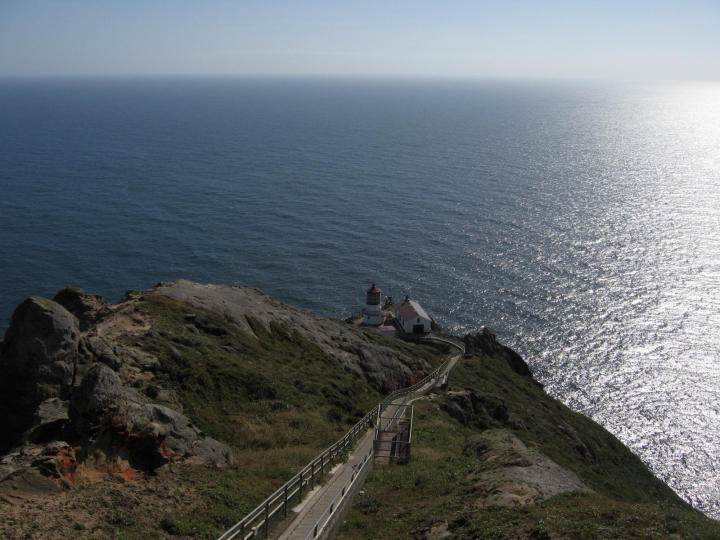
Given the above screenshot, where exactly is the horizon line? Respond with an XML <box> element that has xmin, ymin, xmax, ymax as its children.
<box><xmin>1</xmin><ymin>73</ymin><xmax>718</xmax><ymax>84</ymax></box>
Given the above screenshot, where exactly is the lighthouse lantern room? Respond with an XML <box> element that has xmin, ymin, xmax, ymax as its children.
<box><xmin>362</xmin><ymin>283</ymin><xmax>384</xmax><ymax>326</ymax></box>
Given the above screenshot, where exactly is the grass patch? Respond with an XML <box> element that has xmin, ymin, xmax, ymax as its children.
<box><xmin>131</xmin><ymin>294</ymin><xmax>385</xmax><ymax>450</ymax></box>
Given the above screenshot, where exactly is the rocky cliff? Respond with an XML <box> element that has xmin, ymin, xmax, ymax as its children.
<box><xmin>0</xmin><ymin>280</ymin><xmax>441</xmax><ymax>537</ymax></box>
<box><xmin>0</xmin><ymin>280</ymin><xmax>717</xmax><ymax>539</ymax></box>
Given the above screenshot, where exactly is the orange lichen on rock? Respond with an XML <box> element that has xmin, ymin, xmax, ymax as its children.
<box><xmin>54</xmin><ymin>447</ymin><xmax>79</xmax><ymax>487</ymax></box>
<box><xmin>159</xmin><ymin>440</ymin><xmax>180</xmax><ymax>462</ymax></box>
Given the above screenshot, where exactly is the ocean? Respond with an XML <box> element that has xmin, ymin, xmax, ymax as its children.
<box><xmin>1</xmin><ymin>76</ymin><xmax>719</xmax><ymax>516</ymax></box>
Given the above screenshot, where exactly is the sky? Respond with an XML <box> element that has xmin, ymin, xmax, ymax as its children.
<box><xmin>1</xmin><ymin>0</ymin><xmax>719</xmax><ymax>80</ymax></box>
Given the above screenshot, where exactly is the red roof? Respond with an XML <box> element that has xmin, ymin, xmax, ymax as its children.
<box><xmin>366</xmin><ymin>283</ymin><xmax>382</xmax><ymax>294</ymax></box>
<box><xmin>396</xmin><ymin>300</ymin><xmax>430</xmax><ymax>321</ymax></box>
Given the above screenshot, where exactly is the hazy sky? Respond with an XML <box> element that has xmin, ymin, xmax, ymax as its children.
<box><xmin>1</xmin><ymin>0</ymin><xmax>719</xmax><ymax>80</ymax></box>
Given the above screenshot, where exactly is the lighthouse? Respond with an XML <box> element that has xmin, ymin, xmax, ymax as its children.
<box><xmin>362</xmin><ymin>283</ymin><xmax>384</xmax><ymax>326</ymax></box>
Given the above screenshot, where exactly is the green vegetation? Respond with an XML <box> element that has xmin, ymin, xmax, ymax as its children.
<box><xmin>114</xmin><ymin>293</ymin><xmax>441</xmax><ymax>538</ymax></box>
<box><xmin>338</xmin><ymin>352</ymin><xmax>720</xmax><ymax>539</ymax></box>
<box><xmin>133</xmin><ymin>294</ymin><xmax>383</xmax><ymax>448</ymax></box>
<box><xmin>448</xmin><ymin>354</ymin><xmax>681</xmax><ymax>504</ymax></box>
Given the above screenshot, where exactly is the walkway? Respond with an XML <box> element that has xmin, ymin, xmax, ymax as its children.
<box><xmin>277</xmin><ymin>339</ymin><xmax>464</xmax><ymax>539</ymax></box>
<box><xmin>219</xmin><ymin>335</ymin><xmax>465</xmax><ymax>540</ymax></box>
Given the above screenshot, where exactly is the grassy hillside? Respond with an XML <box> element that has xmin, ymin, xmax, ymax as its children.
<box><xmin>108</xmin><ymin>293</ymin><xmax>442</xmax><ymax>538</ymax></box>
<box><xmin>338</xmin><ymin>352</ymin><xmax>720</xmax><ymax>539</ymax></box>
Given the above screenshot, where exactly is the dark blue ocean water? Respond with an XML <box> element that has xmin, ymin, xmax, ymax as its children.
<box><xmin>1</xmin><ymin>77</ymin><xmax>719</xmax><ymax>516</ymax></box>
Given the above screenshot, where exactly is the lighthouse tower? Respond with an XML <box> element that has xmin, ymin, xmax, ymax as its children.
<box><xmin>362</xmin><ymin>283</ymin><xmax>384</xmax><ymax>326</ymax></box>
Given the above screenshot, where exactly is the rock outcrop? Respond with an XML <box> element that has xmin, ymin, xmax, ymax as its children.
<box><xmin>152</xmin><ymin>279</ymin><xmax>432</xmax><ymax>391</ymax></box>
<box><xmin>0</xmin><ymin>297</ymin><xmax>80</xmax><ymax>449</ymax></box>
<box><xmin>53</xmin><ymin>286</ymin><xmax>110</xmax><ymax>332</ymax></box>
<box><xmin>464</xmin><ymin>327</ymin><xmax>534</xmax><ymax>378</ymax></box>
<box><xmin>70</xmin><ymin>364</ymin><xmax>232</xmax><ymax>470</ymax></box>
<box><xmin>0</xmin><ymin>289</ymin><xmax>234</xmax><ymax>491</ymax></box>
<box><xmin>441</xmin><ymin>389</ymin><xmax>509</xmax><ymax>428</ymax></box>
<box><xmin>463</xmin><ymin>429</ymin><xmax>592</xmax><ymax>508</ymax></box>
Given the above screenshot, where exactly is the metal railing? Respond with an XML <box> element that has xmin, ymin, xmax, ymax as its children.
<box><xmin>219</xmin><ymin>338</ymin><xmax>465</xmax><ymax>540</ymax></box>
<box><xmin>303</xmin><ymin>447</ymin><xmax>374</xmax><ymax>540</ymax></box>
<box><xmin>218</xmin><ymin>405</ymin><xmax>377</xmax><ymax>540</ymax></box>
<box><xmin>374</xmin><ymin>404</ymin><xmax>414</xmax><ymax>465</ymax></box>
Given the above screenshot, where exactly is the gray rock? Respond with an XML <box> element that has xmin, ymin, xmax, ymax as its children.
<box><xmin>1</xmin><ymin>296</ymin><xmax>80</xmax><ymax>388</ymax></box>
<box><xmin>0</xmin><ymin>297</ymin><xmax>80</xmax><ymax>449</ymax></box>
<box><xmin>116</xmin><ymin>345</ymin><xmax>160</xmax><ymax>371</ymax></box>
<box><xmin>464</xmin><ymin>429</ymin><xmax>592</xmax><ymax>507</ymax></box>
<box><xmin>26</xmin><ymin>398</ymin><xmax>70</xmax><ymax>444</ymax></box>
<box><xmin>86</xmin><ymin>336</ymin><xmax>122</xmax><ymax>370</ymax></box>
<box><xmin>53</xmin><ymin>286</ymin><xmax>109</xmax><ymax>332</ymax></box>
<box><xmin>70</xmin><ymin>364</ymin><xmax>232</xmax><ymax>470</ymax></box>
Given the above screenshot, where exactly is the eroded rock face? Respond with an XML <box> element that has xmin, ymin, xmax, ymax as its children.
<box><xmin>85</xmin><ymin>336</ymin><xmax>122</xmax><ymax>370</ymax></box>
<box><xmin>0</xmin><ymin>297</ymin><xmax>80</xmax><ymax>448</ymax></box>
<box><xmin>70</xmin><ymin>364</ymin><xmax>232</xmax><ymax>470</ymax></box>
<box><xmin>0</xmin><ymin>290</ymin><xmax>233</xmax><ymax>483</ymax></box>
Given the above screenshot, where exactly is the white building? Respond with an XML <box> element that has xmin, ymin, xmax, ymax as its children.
<box><xmin>362</xmin><ymin>283</ymin><xmax>384</xmax><ymax>326</ymax></box>
<box><xmin>396</xmin><ymin>297</ymin><xmax>432</xmax><ymax>334</ymax></box>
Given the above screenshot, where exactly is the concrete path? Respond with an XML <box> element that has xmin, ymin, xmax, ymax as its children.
<box><xmin>278</xmin><ymin>428</ymin><xmax>374</xmax><ymax>540</ymax></box>
<box><xmin>278</xmin><ymin>399</ymin><xmax>408</xmax><ymax>540</ymax></box>
<box><xmin>276</xmin><ymin>345</ymin><xmax>463</xmax><ymax>540</ymax></box>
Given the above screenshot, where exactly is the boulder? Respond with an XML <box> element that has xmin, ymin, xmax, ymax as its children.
<box><xmin>0</xmin><ymin>297</ymin><xmax>80</xmax><ymax>450</ymax></box>
<box><xmin>85</xmin><ymin>336</ymin><xmax>122</xmax><ymax>370</ymax></box>
<box><xmin>26</xmin><ymin>398</ymin><xmax>70</xmax><ymax>444</ymax></box>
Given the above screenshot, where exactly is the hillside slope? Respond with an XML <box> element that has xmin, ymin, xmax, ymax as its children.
<box><xmin>0</xmin><ymin>280</ymin><xmax>441</xmax><ymax>539</ymax></box>
<box><xmin>0</xmin><ymin>280</ymin><xmax>717</xmax><ymax>539</ymax></box>
<box><xmin>338</xmin><ymin>332</ymin><xmax>720</xmax><ymax>538</ymax></box>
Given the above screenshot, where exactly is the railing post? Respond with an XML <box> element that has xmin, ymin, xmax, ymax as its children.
<box><xmin>264</xmin><ymin>501</ymin><xmax>269</xmax><ymax>538</ymax></box>
<box><xmin>311</xmin><ymin>462</ymin><xmax>315</xmax><ymax>489</ymax></box>
<box><xmin>284</xmin><ymin>485</ymin><xmax>288</xmax><ymax>518</ymax></box>
<box><xmin>240</xmin><ymin>522</ymin><xmax>245</xmax><ymax>540</ymax></box>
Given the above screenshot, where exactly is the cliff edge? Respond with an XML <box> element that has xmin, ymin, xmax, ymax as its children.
<box><xmin>0</xmin><ymin>280</ymin><xmax>717</xmax><ymax>539</ymax></box>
